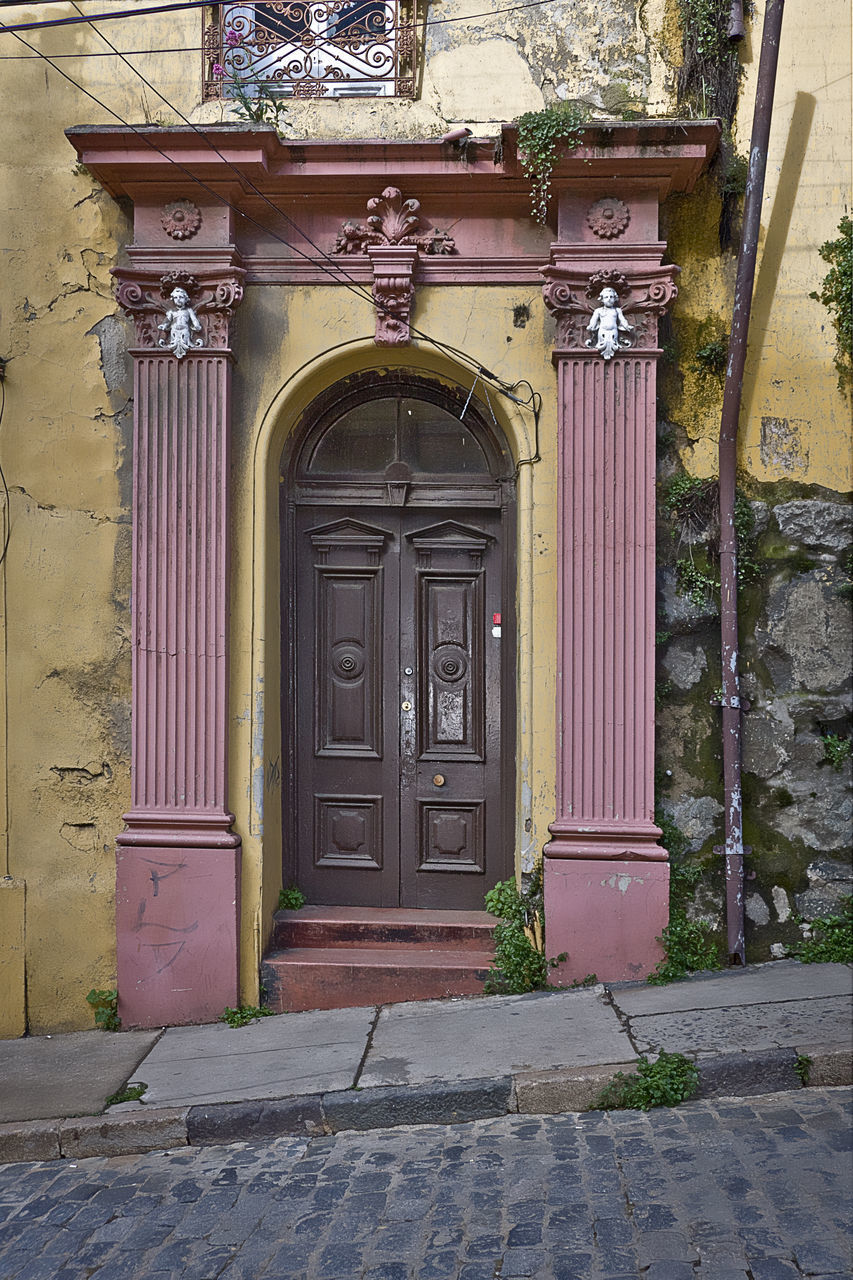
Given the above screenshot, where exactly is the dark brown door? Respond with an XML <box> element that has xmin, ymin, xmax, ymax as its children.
<box><xmin>293</xmin><ymin>506</ymin><xmax>506</xmax><ymax>908</ymax></box>
<box><xmin>283</xmin><ymin>376</ymin><xmax>515</xmax><ymax>910</ymax></box>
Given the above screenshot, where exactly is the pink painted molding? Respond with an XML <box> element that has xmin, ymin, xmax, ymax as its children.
<box><xmin>114</xmin><ymin>262</ymin><xmax>243</xmax><ymax>1027</ymax></box>
<box><xmin>542</xmin><ymin>231</ymin><xmax>676</xmax><ymax>864</ymax></box>
<box><xmin>66</xmin><ymin>123</ymin><xmax>719</xmax><ymax>287</ymax></box>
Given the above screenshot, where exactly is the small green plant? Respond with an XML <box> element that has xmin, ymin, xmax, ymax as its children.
<box><xmin>213</xmin><ymin>28</ymin><xmax>288</xmax><ymax>134</ymax></box>
<box><xmin>810</xmin><ymin>215</ymin><xmax>852</xmax><ymax>393</ymax></box>
<box><xmin>648</xmin><ymin>811</ymin><xmax>722</xmax><ymax>985</ymax></box>
<box><xmin>483</xmin><ymin>864</ymin><xmax>566</xmax><ymax>994</ymax></box>
<box><xmin>86</xmin><ymin>988</ymin><xmax>121</xmax><ymax>1032</ymax></box>
<box><xmin>106</xmin><ymin>1081</ymin><xmax>147</xmax><ymax>1106</ymax></box>
<box><xmin>516</xmin><ymin>102</ymin><xmax>589</xmax><ymax>224</ymax></box>
<box><xmin>691</xmin><ymin>337</ymin><xmax>728</xmax><ymax>380</ymax></box>
<box><xmin>794</xmin><ymin>1053</ymin><xmax>812</xmax><ymax>1086</ymax></box>
<box><xmin>676</xmin><ymin>557</ymin><xmax>720</xmax><ymax>608</ymax></box>
<box><xmin>791</xmin><ymin>898</ymin><xmax>853</xmax><ymax>964</ymax></box>
<box><xmin>721</xmin><ymin>150</ymin><xmax>749</xmax><ymax>197</ymax></box>
<box><xmin>648</xmin><ymin>911</ymin><xmax>722</xmax><ymax>985</ymax></box>
<box><xmin>594</xmin><ymin>1051</ymin><xmax>700</xmax><ymax>1111</ymax></box>
<box><xmin>278</xmin><ymin>884</ymin><xmax>307</xmax><ymax>910</ymax></box>
<box><xmin>220</xmin><ymin>1004</ymin><xmax>276</xmax><ymax>1028</ymax></box>
<box><xmin>568</xmin><ymin>973</ymin><xmax>598</xmax><ymax>989</ymax></box>
<box><xmin>820</xmin><ymin>732</ymin><xmax>852</xmax><ymax>772</ymax></box>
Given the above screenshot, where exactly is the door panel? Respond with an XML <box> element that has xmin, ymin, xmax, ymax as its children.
<box><xmin>296</xmin><ymin>511</ymin><xmax>400</xmax><ymax>906</ymax></box>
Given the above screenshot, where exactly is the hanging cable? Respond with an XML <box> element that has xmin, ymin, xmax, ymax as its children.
<box><xmin>0</xmin><ymin>0</ymin><xmax>560</xmax><ymax>36</ymax></box>
<box><xmin>10</xmin><ymin>24</ymin><xmax>543</xmax><ymax>422</ymax></box>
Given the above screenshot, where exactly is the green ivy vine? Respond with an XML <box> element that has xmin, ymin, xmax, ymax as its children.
<box><xmin>810</xmin><ymin>215</ymin><xmax>853</xmax><ymax>394</ymax></box>
<box><xmin>516</xmin><ymin>102</ymin><xmax>589</xmax><ymax>224</ymax></box>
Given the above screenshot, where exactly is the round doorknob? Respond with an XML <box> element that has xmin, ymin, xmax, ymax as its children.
<box><xmin>432</xmin><ymin>774</ymin><xmax>446</xmax><ymax>787</ymax></box>
<box><xmin>401</xmin><ymin>701</ymin><xmax>412</xmax><ymax>711</ymax></box>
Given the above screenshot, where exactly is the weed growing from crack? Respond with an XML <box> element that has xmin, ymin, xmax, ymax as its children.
<box><xmin>220</xmin><ymin>1005</ymin><xmax>276</xmax><ymax>1028</ymax></box>
<box><xmin>594</xmin><ymin>1051</ymin><xmax>700</xmax><ymax>1111</ymax></box>
<box><xmin>106</xmin><ymin>1081</ymin><xmax>147</xmax><ymax>1106</ymax></box>
<box><xmin>791</xmin><ymin>898</ymin><xmax>853</xmax><ymax>964</ymax></box>
<box><xmin>483</xmin><ymin>864</ymin><xmax>566</xmax><ymax>994</ymax></box>
<box><xmin>86</xmin><ymin>988</ymin><xmax>121</xmax><ymax>1031</ymax></box>
<box><xmin>278</xmin><ymin>884</ymin><xmax>307</xmax><ymax>910</ymax></box>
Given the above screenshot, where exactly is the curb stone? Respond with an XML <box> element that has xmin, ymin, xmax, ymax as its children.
<box><xmin>693</xmin><ymin>1047</ymin><xmax>800</xmax><ymax>1100</ymax></box>
<box><xmin>323</xmin><ymin>1077</ymin><xmax>515</xmax><ymax>1132</ymax></box>
<box><xmin>0</xmin><ymin>1045</ymin><xmax>850</xmax><ymax>1164</ymax></box>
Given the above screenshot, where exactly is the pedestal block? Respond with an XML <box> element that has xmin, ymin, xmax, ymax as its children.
<box><xmin>545</xmin><ymin>859</ymin><xmax>669</xmax><ymax>983</ymax></box>
<box><xmin>116</xmin><ymin>845</ymin><xmax>241</xmax><ymax>1027</ymax></box>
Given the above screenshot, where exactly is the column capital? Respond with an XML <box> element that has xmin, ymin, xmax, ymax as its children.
<box><xmin>113</xmin><ymin>260</ymin><xmax>246</xmax><ymax>353</ymax></box>
<box><xmin>541</xmin><ymin>243</ymin><xmax>679</xmax><ymax>357</ymax></box>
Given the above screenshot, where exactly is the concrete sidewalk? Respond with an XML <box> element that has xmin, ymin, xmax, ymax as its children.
<box><xmin>1</xmin><ymin>960</ymin><xmax>850</xmax><ymax>1164</ymax></box>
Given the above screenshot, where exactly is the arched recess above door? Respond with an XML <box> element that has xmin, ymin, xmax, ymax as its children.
<box><xmin>282</xmin><ymin>370</ymin><xmax>514</xmax><ymax>508</ymax></box>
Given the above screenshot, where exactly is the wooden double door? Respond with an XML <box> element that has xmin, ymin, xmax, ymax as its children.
<box><xmin>283</xmin><ymin>379</ymin><xmax>515</xmax><ymax>909</ymax></box>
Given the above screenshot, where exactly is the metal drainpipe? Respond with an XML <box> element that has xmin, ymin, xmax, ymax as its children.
<box><xmin>718</xmin><ymin>0</ymin><xmax>786</xmax><ymax>966</ymax></box>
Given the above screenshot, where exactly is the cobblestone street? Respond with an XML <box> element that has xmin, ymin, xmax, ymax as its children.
<box><xmin>0</xmin><ymin>1088</ymin><xmax>850</xmax><ymax>1280</ymax></box>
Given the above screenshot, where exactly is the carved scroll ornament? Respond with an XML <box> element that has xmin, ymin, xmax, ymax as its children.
<box><xmin>115</xmin><ymin>269</ymin><xmax>245</xmax><ymax>351</ymax></box>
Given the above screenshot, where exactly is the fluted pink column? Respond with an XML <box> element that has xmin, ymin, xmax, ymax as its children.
<box><xmin>541</xmin><ymin>209</ymin><xmax>676</xmax><ymax>982</ymax></box>
<box><xmin>114</xmin><ymin>266</ymin><xmax>244</xmax><ymax>1027</ymax></box>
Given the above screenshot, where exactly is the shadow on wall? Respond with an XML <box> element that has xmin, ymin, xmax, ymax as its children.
<box><xmin>741</xmin><ymin>90</ymin><xmax>816</xmax><ymax>429</ymax></box>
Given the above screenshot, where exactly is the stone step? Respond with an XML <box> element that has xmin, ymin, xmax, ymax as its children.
<box><xmin>270</xmin><ymin>905</ymin><xmax>497</xmax><ymax>952</ymax></box>
<box><xmin>261</xmin><ymin>945</ymin><xmax>495</xmax><ymax>1013</ymax></box>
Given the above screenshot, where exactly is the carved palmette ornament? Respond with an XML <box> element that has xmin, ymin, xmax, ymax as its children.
<box><xmin>334</xmin><ymin>187</ymin><xmax>456</xmax><ymax>256</ymax></box>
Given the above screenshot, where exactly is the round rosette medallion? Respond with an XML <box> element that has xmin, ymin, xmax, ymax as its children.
<box><xmin>161</xmin><ymin>200</ymin><xmax>202</xmax><ymax>241</ymax></box>
<box><xmin>586</xmin><ymin>197</ymin><xmax>630</xmax><ymax>239</ymax></box>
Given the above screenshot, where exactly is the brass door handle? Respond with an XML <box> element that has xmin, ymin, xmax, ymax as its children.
<box><xmin>401</xmin><ymin>701</ymin><xmax>412</xmax><ymax>711</ymax></box>
<box><xmin>432</xmin><ymin>774</ymin><xmax>446</xmax><ymax>787</ymax></box>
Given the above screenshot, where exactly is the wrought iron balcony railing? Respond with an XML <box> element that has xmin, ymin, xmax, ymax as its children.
<box><xmin>203</xmin><ymin>1</ymin><xmax>419</xmax><ymax>101</ymax></box>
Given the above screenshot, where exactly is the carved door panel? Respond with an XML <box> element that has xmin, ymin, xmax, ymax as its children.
<box><xmin>399</xmin><ymin>515</ymin><xmax>502</xmax><ymax>909</ymax></box>
<box><xmin>293</xmin><ymin>506</ymin><xmax>506</xmax><ymax>908</ymax></box>
<box><xmin>294</xmin><ymin>510</ymin><xmax>401</xmax><ymax>906</ymax></box>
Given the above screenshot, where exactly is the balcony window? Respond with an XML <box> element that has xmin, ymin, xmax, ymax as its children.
<box><xmin>204</xmin><ymin>1</ymin><xmax>419</xmax><ymax>101</ymax></box>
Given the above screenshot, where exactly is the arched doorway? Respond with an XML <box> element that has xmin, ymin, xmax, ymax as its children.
<box><xmin>280</xmin><ymin>371</ymin><xmax>516</xmax><ymax>910</ymax></box>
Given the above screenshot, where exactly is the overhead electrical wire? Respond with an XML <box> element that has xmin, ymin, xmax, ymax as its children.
<box><xmin>0</xmin><ymin>0</ymin><xmax>560</xmax><ymax>37</ymax></box>
<box><xmin>6</xmin><ymin>22</ymin><xmax>542</xmax><ymax>428</ymax></box>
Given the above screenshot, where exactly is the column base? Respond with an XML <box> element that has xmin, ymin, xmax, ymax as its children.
<box><xmin>116</xmin><ymin>843</ymin><xmax>241</xmax><ymax>1029</ymax></box>
<box><xmin>544</xmin><ymin>857</ymin><xmax>669</xmax><ymax>983</ymax></box>
<box><xmin>545</xmin><ymin>820</ymin><xmax>667</xmax><ymax>861</ymax></box>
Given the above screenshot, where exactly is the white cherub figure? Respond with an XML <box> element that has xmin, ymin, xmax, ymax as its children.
<box><xmin>158</xmin><ymin>287</ymin><xmax>203</xmax><ymax>359</ymax></box>
<box><xmin>586</xmin><ymin>286</ymin><xmax>633</xmax><ymax>360</ymax></box>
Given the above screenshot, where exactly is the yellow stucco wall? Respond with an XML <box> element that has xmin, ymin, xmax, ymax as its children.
<box><xmin>0</xmin><ymin>0</ymin><xmax>848</xmax><ymax>1031</ymax></box>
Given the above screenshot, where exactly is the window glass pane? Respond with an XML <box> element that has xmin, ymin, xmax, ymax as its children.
<box><xmin>307</xmin><ymin>399</ymin><xmax>397</xmax><ymax>473</ymax></box>
<box><xmin>400</xmin><ymin>399</ymin><xmax>490</xmax><ymax>474</ymax></box>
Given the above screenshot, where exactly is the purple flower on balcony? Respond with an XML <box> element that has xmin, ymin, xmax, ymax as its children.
<box><xmin>224</xmin><ymin>28</ymin><xmax>242</xmax><ymax>47</ymax></box>
<box><xmin>212</xmin><ymin>63</ymin><xmax>226</xmax><ymax>77</ymax></box>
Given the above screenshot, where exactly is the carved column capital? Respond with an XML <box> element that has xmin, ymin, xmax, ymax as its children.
<box><xmin>113</xmin><ymin>265</ymin><xmax>246</xmax><ymax>353</ymax></box>
<box><xmin>541</xmin><ymin>244</ymin><xmax>679</xmax><ymax>357</ymax></box>
<box><xmin>367</xmin><ymin>244</ymin><xmax>419</xmax><ymax>347</ymax></box>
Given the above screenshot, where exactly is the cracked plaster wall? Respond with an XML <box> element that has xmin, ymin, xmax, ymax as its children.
<box><xmin>0</xmin><ymin>0</ymin><xmax>849</xmax><ymax>1030</ymax></box>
